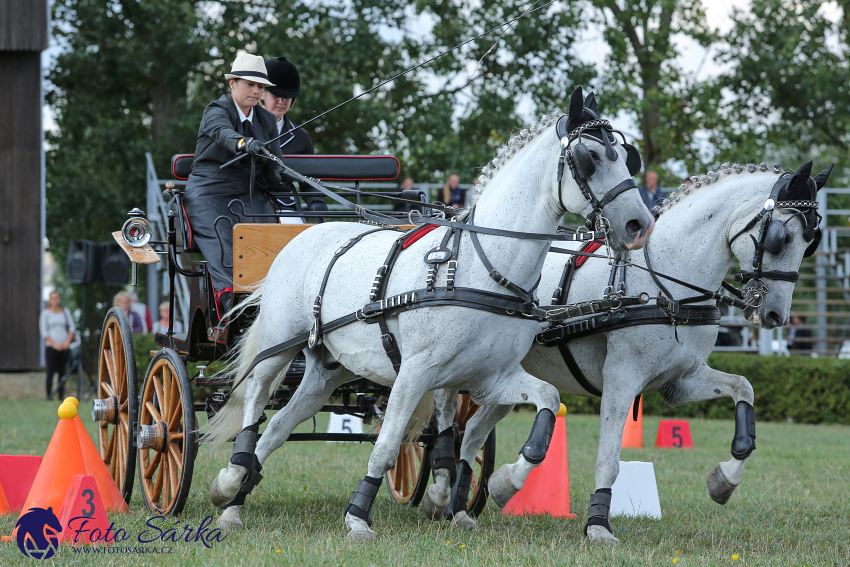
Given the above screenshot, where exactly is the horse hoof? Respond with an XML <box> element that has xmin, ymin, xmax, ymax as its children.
<box><xmin>347</xmin><ymin>527</ymin><xmax>377</xmax><ymax>542</ymax></box>
<box><xmin>487</xmin><ymin>466</ymin><xmax>519</xmax><ymax>508</ymax></box>
<box><xmin>450</xmin><ymin>510</ymin><xmax>477</xmax><ymax>530</ymax></box>
<box><xmin>422</xmin><ymin>488</ymin><xmax>448</xmax><ymax>520</ymax></box>
<box><xmin>217</xmin><ymin>513</ymin><xmax>243</xmax><ymax>532</ymax></box>
<box><xmin>707</xmin><ymin>465</ymin><xmax>736</xmax><ymax>505</ymax></box>
<box><xmin>587</xmin><ymin>525</ymin><xmax>619</xmax><ymax>545</ymax></box>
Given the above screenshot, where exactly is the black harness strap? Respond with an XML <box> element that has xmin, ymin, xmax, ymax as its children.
<box><xmin>373</xmin><ymin>238</ymin><xmax>406</xmax><ymax>373</ymax></box>
<box><xmin>558</xmin><ymin>342</ymin><xmax>602</xmax><ymax>397</ymax></box>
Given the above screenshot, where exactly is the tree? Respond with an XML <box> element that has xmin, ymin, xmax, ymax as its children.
<box><xmin>719</xmin><ymin>0</ymin><xmax>850</xmax><ymax>184</ymax></box>
<box><xmin>590</xmin><ymin>0</ymin><xmax>719</xmax><ymax>182</ymax></box>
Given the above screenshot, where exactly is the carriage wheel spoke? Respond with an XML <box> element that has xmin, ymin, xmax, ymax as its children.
<box><xmin>161</xmin><ymin>365</ymin><xmax>171</xmax><ymax>421</ymax></box>
<box><xmin>168</xmin><ymin>443</ymin><xmax>182</xmax><ymax>473</ymax></box>
<box><xmin>117</xmin><ymin>424</ymin><xmax>125</xmax><ymax>490</ymax></box>
<box><xmin>145</xmin><ymin>451</ymin><xmax>162</xmax><ymax>479</ymax></box>
<box><xmin>106</xmin><ymin>426</ymin><xmax>116</xmax><ymax>468</ymax></box>
<box><xmin>167</xmin><ymin>451</ymin><xmax>179</xmax><ymax>504</ymax></box>
<box><xmin>168</xmin><ymin>396</ymin><xmax>183</xmax><ymax>431</ymax></box>
<box><xmin>145</xmin><ymin>401</ymin><xmax>162</xmax><ymax>423</ymax></box>
<box><xmin>153</xmin><ymin>455</ymin><xmax>165</xmax><ymax>503</ymax></box>
<box><xmin>100</xmin><ymin>381</ymin><xmax>114</xmax><ymax>398</ymax></box>
<box><xmin>153</xmin><ymin>372</ymin><xmax>165</xmax><ymax>415</ymax></box>
<box><xmin>405</xmin><ymin>447</ymin><xmax>415</xmax><ymax>495</ymax></box>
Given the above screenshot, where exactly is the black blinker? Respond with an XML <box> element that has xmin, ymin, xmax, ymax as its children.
<box><xmin>572</xmin><ymin>143</ymin><xmax>596</xmax><ymax>181</ymax></box>
<box><xmin>804</xmin><ymin>229</ymin><xmax>821</xmax><ymax>258</ymax></box>
<box><xmin>762</xmin><ymin>220</ymin><xmax>787</xmax><ymax>255</ymax></box>
<box><xmin>623</xmin><ymin>143</ymin><xmax>642</xmax><ymax>176</ymax></box>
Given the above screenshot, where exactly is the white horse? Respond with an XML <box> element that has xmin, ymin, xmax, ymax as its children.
<box><xmin>203</xmin><ymin>87</ymin><xmax>655</xmax><ymax>539</ymax></box>
<box><xmin>425</xmin><ymin>161</ymin><xmax>831</xmax><ymax>543</ymax></box>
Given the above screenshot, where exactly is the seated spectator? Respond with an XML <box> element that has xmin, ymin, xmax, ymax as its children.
<box><xmin>638</xmin><ymin>170</ymin><xmax>666</xmax><ymax>214</ymax></box>
<box><xmin>152</xmin><ymin>301</ymin><xmax>184</xmax><ymax>335</ymax></box>
<box><xmin>787</xmin><ymin>315</ymin><xmax>812</xmax><ymax>350</ymax></box>
<box><xmin>114</xmin><ymin>291</ymin><xmax>144</xmax><ymax>333</ymax></box>
<box><xmin>394</xmin><ymin>176</ymin><xmax>415</xmax><ymax>212</ymax></box>
<box><xmin>442</xmin><ymin>173</ymin><xmax>464</xmax><ymax>207</ymax></box>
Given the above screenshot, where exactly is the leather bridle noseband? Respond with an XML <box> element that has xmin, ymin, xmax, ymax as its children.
<box><xmin>555</xmin><ymin>112</ymin><xmax>642</xmax><ymax>230</ymax></box>
<box><xmin>729</xmin><ymin>173</ymin><xmax>820</xmax><ymax>307</ymax></box>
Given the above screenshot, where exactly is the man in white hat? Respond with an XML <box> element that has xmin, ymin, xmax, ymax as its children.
<box><xmin>182</xmin><ymin>53</ymin><xmax>287</xmax><ymax>319</ymax></box>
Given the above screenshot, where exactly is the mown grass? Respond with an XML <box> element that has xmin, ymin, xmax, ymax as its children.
<box><xmin>1</xmin><ymin>399</ymin><xmax>848</xmax><ymax>566</ymax></box>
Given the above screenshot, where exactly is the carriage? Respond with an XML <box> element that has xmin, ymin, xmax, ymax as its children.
<box><xmin>91</xmin><ymin>154</ymin><xmax>495</xmax><ymax>516</ymax></box>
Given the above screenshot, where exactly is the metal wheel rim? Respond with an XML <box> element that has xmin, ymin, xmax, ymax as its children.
<box><xmin>138</xmin><ymin>356</ymin><xmax>187</xmax><ymax>514</ymax></box>
<box><xmin>97</xmin><ymin>314</ymin><xmax>133</xmax><ymax>498</ymax></box>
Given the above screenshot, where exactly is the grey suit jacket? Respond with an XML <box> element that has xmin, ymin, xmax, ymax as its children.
<box><xmin>191</xmin><ymin>94</ymin><xmax>283</xmax><ymax>177</ymax></box>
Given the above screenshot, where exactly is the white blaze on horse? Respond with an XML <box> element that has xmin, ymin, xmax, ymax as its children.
<box><xmin>426</xmin><ymin>160</ymin><xmax>831</xmax><ymax>544</ymax></box>
<box><xmin>202</xmin><ymin>87</ymin><xmax>655</xmax><ymax>539</ymax></box>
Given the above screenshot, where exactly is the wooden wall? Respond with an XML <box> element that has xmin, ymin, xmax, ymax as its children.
<box><xmin>0</xmin><ymin>0</ymin><xmax>47</xmax><ymax>370</ymax></box>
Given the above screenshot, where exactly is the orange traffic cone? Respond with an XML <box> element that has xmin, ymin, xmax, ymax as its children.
<box><xmin>14</xmin><ymin>403</ymin><xmax>88</xmax><ymax>531</ymax></box>
<box><xmin>622</xmin><ymin>395</ymin><xmax>644</xmax><ymax>449</ymax></box>
<box><xmin>502</xmin><ymin>404</ymin><xmax>577</xmax><ymax>519</ymax></box>
<box><xmin>72</xmin><ymin>415</ymin><xmax>129</xmax><ymax>513</ymax></box>
<box><xmin>0</xmin><ymin>476</ymin><xmax>11</xmax><ymax>515</ymax></box>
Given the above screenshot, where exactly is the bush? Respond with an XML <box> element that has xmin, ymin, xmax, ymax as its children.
<box><xmin>559</xmin><ymin>352</ymin><xmax>850</xmax><ymax>425</ymax></box>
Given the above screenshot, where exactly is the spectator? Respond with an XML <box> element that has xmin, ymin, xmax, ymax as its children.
<box><xmin>130</xmin><ymin>291</ymin><xmax>152</xmax><ymax>333</ymax></box>
<box><xmin>114</xmin><ymin>291</ymin><xmax>144</xmax><ymax>333</ymax></box>
<box><xmin>638</xmin><ymin>170</ymin><xmax>666</xmax><ymax>214</ymax></box>
<box><xmin>441</xmin><ymin>173</ymin><xmax>464</xmax><ymax>208</ymax></box>
<box><xmin>152</xmin><ymin>301</ymin><xmax>184</xmax><ymax>335</ymax></box>
<box><xmin>39</xmin><ymin>291</ymin><xmax>75</xmax><ymax>400</ymax></box>
<box><xmin>787</xmin><ymin>315</ymin><xmax>812</xmax><ymax>350</ymax></box>
<box><xmin>394</xmin><ymin>176</ymin><xmax>416</xmax><ymax>213</ymax></box>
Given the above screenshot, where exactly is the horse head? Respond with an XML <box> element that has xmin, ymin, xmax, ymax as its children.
<box><xmin>730</xmin><ymin>161</ymin><xmax>832</xmax><ymax>328</ymax></box>
<box><xmin>556</xmin><ymin>86</ymin><xmax>655</xmax><ymax>252</ymax></box>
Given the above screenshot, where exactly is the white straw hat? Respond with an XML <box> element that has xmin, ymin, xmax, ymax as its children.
<box><xmin>224</xmin><ymin>53</ymin><xmax>275</xmax><ymax>86</ymax></box>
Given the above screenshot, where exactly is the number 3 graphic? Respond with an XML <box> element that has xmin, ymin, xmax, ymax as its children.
<box><xmin>81</xmin><ymin>488</ymin><xmax>95</xmax><ymax>517</ymax></box>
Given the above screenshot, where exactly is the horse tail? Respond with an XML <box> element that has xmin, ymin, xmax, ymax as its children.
<box><xmin>201</xmin><ymin>282</ymin><xmax>291</xmax><ymax>451</ymax></box>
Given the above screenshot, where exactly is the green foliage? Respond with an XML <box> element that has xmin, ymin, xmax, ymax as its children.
<box><xmin>719</xmin><ymin>0</ymin><xmax>850</xmax><ymax>185</ymax></box>
<box><xmin>590</xmin><ymin>0</ymin><xmax>720</xmax><ymax>182</ymax></box>
<box><xmin>560</xmin><ymin>352</ymin><xmax>850</xmax><ymax>424</ymax></box>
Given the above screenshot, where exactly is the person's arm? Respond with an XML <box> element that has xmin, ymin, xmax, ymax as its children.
<box><xmin>40</xmin><ymin>310</ymin><xmax>55</xmax><ymax>348</ymax></box>
<box><xmin>61</xmin><ymin>308</ymin><xmax>76</xmax><ymax>350</ymax></box>
<box><xmin>200</xmin><ymin>104</ymin><xmax>245</xmax><ymax>154</ymax></box>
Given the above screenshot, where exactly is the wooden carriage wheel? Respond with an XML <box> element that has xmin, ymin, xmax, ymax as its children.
<box><xmin>386</xmin><ymin>438</ymin><xmax>431</xmax><ymax>506</ymax></box>
<box><xmin>386</xmin><ymin>393</ymin><xmax>496</xmax><ymax>516</ymax></box>
<box><xmin>93</xmin><ymin>307</ymin><xmax>137</xmax><ymax>504</ymax></box>
<box><xmin>137</xmin><ymin>349</ymin><xmax>197</xmax><ymax>515</ymax></box>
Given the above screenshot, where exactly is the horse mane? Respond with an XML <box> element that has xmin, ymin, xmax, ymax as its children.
<box><xmin>473</xmin><ymin>111</ymin><xmax>566</xmax><ymax>198</ymax></box>
<box><xmin>655</xmin><ymin>162</ymin><xmax>785</xmax><ymax>216</ymax></box>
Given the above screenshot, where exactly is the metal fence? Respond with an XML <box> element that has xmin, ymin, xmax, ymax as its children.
<box><xmin>143</xmin><ymin>154</ymin><xmax>850</xmax><ymax>357</ymax></box>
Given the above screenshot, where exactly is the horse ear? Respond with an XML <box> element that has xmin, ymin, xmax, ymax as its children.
<box><xmin>46</xmin><ymin>506</ymin><xmax>53</xmax><ymax>514</ymax></box>
<box><xmin>568</xmin><ymin>87</ymin><xmax>584</xmax><ymax>131</ymax></box>
<box><xmin>584</xmin><ymin>92</ymin><xmax>598</xmax><ymax>112</ymax></box>
<box><xmin>813</xmin><ymin>164</ymin><xmax>834</xmax><ymax>191</ymax></box>
<box><xmin>784</xmin><ymin>161</ymin><xmax>813</xmax><ymax>199</ymax></box>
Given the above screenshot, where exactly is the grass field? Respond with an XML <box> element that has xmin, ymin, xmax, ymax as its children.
<box><xmin>1</xmin><ymin>399</ymin><xmax>848</xmax><ymax>566</ymax></box>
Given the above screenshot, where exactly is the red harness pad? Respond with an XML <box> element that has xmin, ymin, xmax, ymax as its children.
<box><xmin>402</xmin><ymin>224</ymin><xmax>439</xmax><ymax>249</ymax></box>
<box><xmin>575</xmin><ymin>240</ymin><xmax>603</xmax><ymax>268</ymax></box>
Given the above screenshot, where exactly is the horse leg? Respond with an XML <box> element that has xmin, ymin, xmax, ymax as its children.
<box><xmin>468</xmin><ymin>368</ymin><xmax>561</xmax><ymax>517</ymax></box>
<box><xmin>216</xmin><ymin>349</ymin><xmax>353</xmax><ymax>531</ymax></box>
<box><xmin>210</xmin><ymin>352</ymin><xmax>295</xmax><ymax>508</ymax></box>
<box><xmin>345</xmin><ymin>370</ymin><xmax>429</xmax><ymax>542</ymax></box>
<box><xmin>660</xmin><ymin>364</ymin><xmax>755</xmax><ymax>505</ymax></box>
<box><xmin>421</xmin><ymin>388</ymin><xmax>459</xmax><ymax>520</ymax></box>
<box><xmin>584</xmin><ymin>365</ymin><xmax>644</xmax><ymax>545</ymax></box>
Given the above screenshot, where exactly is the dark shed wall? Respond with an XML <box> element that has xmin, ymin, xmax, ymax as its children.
<box><xmin>0</xmin><ymin>0</ymin><xmax>47</xmax><ymax>371</ymax></box>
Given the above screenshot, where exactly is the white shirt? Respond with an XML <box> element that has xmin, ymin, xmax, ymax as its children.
<box><xmin>232</xmin><ymin>96</ymin><xmax>254</xmax><ymax>124</ymax></box>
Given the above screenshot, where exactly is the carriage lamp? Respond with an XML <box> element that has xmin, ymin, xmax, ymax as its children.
<box><xmin>122</xmin><ymin>208</ymin><xmax>153</xmax><ymax>248</ymax></box>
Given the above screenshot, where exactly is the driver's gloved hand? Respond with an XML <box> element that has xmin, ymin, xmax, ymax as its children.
<box><xmin>269</xmin><ymin>167</ymin><xmax>286</xmax><ymax>186</ymax></box>
<box><xmin>239</xmin><ymin>137</ymin><xmax>265</xmax><ymax>156</ymax></box>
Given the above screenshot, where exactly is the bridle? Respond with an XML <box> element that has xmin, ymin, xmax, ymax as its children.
<box><xmin>555</xmin><ymin>111</ymin><xmax>643</xmax><ymax>230</ymax></box>
<box><xmin>729</xmin><ymin>173</ymin><xmax>821</xmax><ymax>308</ymax></box>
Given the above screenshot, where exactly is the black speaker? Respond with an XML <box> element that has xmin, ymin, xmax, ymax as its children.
<box><xmin>67</xmin><ymin>240</ymin><xmax>99</xmax><ymax>284</ymax></box>
<box><xmin>100</xmin><ymin>242</ymin><xmax>131</xmax><ymax>287</ymax></box>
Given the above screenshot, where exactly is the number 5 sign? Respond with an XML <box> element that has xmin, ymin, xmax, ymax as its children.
<box><xmin>327</xmin><ymin>413</ymin><xmax>363</xmax><ymax>441</ymax></box>
<box><xmin>655</xmin><ymin>420</ymin><xmax>694</xmax><ymax>449</ymax></box>
<box><xmin>57</xmin><ymin>474</ymin><xmax>111</xmax><ymax>545</ymax></box>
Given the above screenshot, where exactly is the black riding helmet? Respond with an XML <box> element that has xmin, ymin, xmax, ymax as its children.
<box><xmin>265</xmin><ymin>57</ymin><xmax>301</xmax><ymax>99</ymax></box>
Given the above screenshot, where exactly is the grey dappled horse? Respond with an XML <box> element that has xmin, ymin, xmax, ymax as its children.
<box><xmin>203</xmin><ymin>87</ymin><xmax>655</xmax><ymax>539</ymax></box>
<box><xmin>427</xmin><ymin>161</ymin><xmax>831</xmax><ymax>544</ymax></box>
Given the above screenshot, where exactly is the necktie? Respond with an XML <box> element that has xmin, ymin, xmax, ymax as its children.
<box><xmin>242</xmin><ymin>118</ymin><xmax>255</xmax><ymax>139</ymax></box>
